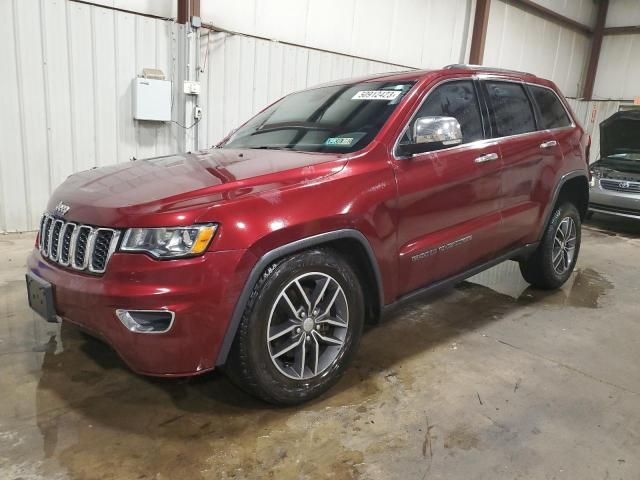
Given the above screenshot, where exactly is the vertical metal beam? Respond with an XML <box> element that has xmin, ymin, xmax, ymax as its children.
<box><xmin>177</xmin><ymin>0</ymin><xmax>189</xmax><ymax>24</ymax></box>
<box><xmin>178</xmin><ymin>0</ymin><xmax>199</xmax><ymax>24</ymax></box>
<box><xmin>190</xmin><ymin>0</ymin><xmax>200</xmax><ymax>18</ymax></box>
<box><xmin>582</xmin><ymin>0</ymin><xmax>609</xmax><ymax>100</ymax></box>
<box><xmin>469</xmin><ymin>0</ymin><xmax>491</xmax><ymax>65</ymax></box>
<box><xmin>176</xmin><ymin>0</ymin><xmax>201</xmax><ymax>151</ymax></box>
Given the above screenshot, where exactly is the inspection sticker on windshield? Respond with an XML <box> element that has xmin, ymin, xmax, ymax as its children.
<box><xmin>352</xmin><ymin>90</ymin><xmax>402</xmax><ymax>101</ymax></box>
<box><xmin>325</xmin><ymin>137</ymin><xmax>354</xmax><ymax>146</ymax></box>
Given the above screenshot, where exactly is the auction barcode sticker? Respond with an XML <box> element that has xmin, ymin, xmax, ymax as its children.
<box><xmin>352</xmin><ymin>90</ymin><xmax>401</xmax><ymax>101</ymax></box>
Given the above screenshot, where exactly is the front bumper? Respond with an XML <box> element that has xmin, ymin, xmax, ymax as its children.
<box><xmin>589</xmin><ymin>184</ymin><xmax>640</xmax><ymax>220</ymax></box>
<box><xmin>27</xmin><ymin>248</ymin><xmax>247</xmax><ymax>376</ymax></box>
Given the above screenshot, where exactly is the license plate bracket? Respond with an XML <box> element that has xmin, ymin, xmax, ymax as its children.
<box><xmin>25</xmin><ymin>272</ymin><xmax>58</xmax><ymax>323</ymax></box>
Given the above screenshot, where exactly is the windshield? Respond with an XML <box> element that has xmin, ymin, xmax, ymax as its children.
<box><xmin>220</xmin><ymin>81</ymin><xmax>415</xmax><ymax>153</ymax></box>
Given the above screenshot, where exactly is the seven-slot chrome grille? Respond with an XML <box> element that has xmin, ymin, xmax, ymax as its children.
<box><xmin>39</xmin><ymin>214</ymin><xmax>120</xmax><ymax>274</ymax></box>
<box><xmin>600</xmin><ymin>179</ymin><xmax>640</xmax><ymax>194</ymax></box>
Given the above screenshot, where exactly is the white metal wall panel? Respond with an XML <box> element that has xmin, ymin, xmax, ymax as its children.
<box><xmin>200</xmin><ymin>0</ymin><xmax>473</xmax><ymax>68</ymax></box>
<box><xmin>593</xmin><ymin>34</ymin><xmax>640</xmax><ymax>100</ymax></box>
<box><xmin>198</xmin><ymin>32</ymin><xmax>409</xmax><ymax>148</ymax></box>
<box><xmin>484</xmin><ymin>0</ymin><xmax>590</xmax><ymax>98</ymax></box>
<box><xmin>566</xmin><ymin>98</ymin><xmax>622</xmax><ymax>164</ymax></box>
<box><xmin>606</xmin><ymin>0</ymin><xmax>640</xmax><ymax>28</ymax></box>
<box><xmin>532</xmin><ymin>0</ymin><xmax>597</xmax><ymax>26</ymax></box>
<box><xmin>0</xmin><ymin>0</ymin><xmax>180</xmax><ymax>232</ymax></box>
<box><xmin>0</xmin><ymin>1</ymin><xmax>27</xmax><ymax>232</ymax></box>
<box><xmin>79</xmin><ymin>0</ymin><xmax>176</xmax><ymax>18</ymax></box>
<box><xmin>10</xmin><ymin>0</ymin><xmax>51</xmax><ymax>232</ymax></box>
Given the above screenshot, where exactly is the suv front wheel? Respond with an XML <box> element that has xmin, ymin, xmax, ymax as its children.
<box><xmin>225</xmin><ymin>248</ymin><xmax>364</xmax><ymax>405</ymax></box>
<box><xmin>519</xmin><ymin>202</ymin><xmax>581</xmax><ymax>289</ymax></box>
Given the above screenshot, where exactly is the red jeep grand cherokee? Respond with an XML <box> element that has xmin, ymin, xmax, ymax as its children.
<box><xmin>26</xmin><ymin>65</ymin><xmax>589</xmax><ymax>404</ymax></box>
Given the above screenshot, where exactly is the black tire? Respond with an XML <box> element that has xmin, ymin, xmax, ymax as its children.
<box><xmin>519</xmin><ymin>202</ymin><xmax>581</xmax><ymax>289</ymax></box>
<box><xmin>224</xmin><ymin>248</ymin><xmax>365</xmax><ymax>405</ymax></box>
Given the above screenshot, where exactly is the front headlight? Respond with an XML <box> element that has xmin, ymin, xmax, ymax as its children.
<box><xmin>120</xmin><ymin>224</ymin><xmax>218</xmax><ymax>258</ymax></box>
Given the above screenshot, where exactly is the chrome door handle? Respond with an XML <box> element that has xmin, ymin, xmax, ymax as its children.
<box><xmin>540</xmin><ymin>140</ymin><xmax>558</xmax><ymax>149</ymax></box>
<box><xmin>474</xmin><ymin>153</ymin><xmax>499</xmax><ymax>164</ymax></box>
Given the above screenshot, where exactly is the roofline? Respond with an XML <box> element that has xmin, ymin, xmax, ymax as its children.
<box><xmin>443</xmin><ymin>64</ymin><xmax>537</xmax><ymax>77</ymax></box>
<box><xmin>305</xmin><ymin>64</ymin><xmax>546</xmax><ymax>91</ymax></box>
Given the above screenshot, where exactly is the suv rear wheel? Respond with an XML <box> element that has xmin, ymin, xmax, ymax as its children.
<box><xmin>519</xmin><ymin>202</ymin><xmax>581</xmax><ymax>289</ymax></box>
<box><xmin>225</xmin><ymin>248</ymin><xmax>364</xmax><ymax>405</ymax></box>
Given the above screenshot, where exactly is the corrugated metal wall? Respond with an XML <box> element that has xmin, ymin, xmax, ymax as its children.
<box><xmin>85</xmin><ymin>0</ymin><xmax>176</xmax><ymax>18</ymax></box>
<box><xmin>484</xmin><ymin>0</ymin><xmax>594</xmax><ymax>98</ymax></box>
<box><xmin>197</xmin><ymin>31</ymin><xmax>411</xmax><ymax>148</ymax></box>
<box><xmin>594</xmin><ymin>34</ymin><xmax>640</xmax><ymax>100</ymax></box>
<box><xmin>566</xmin><ymin>98</ymin><xmax>622</xmax><ymax>164</ymax></box>
<box><xmin>592</xmin><ymin>0</ymin><xmax>640</xmax><ymax>100</ymax></box>
<box><xmin>0</xmin><ymin>0</ymin><xmax>181</xmax><ymax>233</ymax></box>
<box><xmin>606</xmin><ymin>0</ymin><xmax>640</xmax><ymax>27</ymax></box>
<box><xmin>0</xmin><ymin>0</ymin><xmax>633</xmax><ymax>232</ymax></box>
<box><xmin>527</xmin><ymin>0</ymin><xmax>597</xmax><ymax>26</ymax></box>
<box><xmin>199</xmin><ymin>0</ymin><xmax>474</xmax><ymax>69</ymax></box>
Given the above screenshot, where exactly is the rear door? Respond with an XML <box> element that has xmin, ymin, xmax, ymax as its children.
<box><xmin>392</xmin><ymin>78</ymin><xmax>504</xmax><ymax>296</ymax></box>
<box><xmin>481</xmin><ymin>79</ymin><xmax>564</xmax><ymax>251</ymax></box>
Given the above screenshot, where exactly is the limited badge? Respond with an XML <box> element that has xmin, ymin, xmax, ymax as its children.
<box><xmin>352</xmin><ymin>90</ymin><xmax>401</xmax><ymax>101</ymax></box>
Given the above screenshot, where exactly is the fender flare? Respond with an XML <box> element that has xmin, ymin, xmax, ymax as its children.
<box><xmin>215</xmin><ymin>229</ymin><xmax>384</xmax><ymax>365</ymax></box>
<box><xmin>537</xmin><ymin>169</ymin><xmax>589</xmax><ymax>242</ymax></box>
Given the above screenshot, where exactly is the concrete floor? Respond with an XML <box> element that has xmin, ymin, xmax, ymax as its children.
<box><xmin>1</xmin><ymin>218</ymin><xmax>639</xmax><ymax>480</ymax></box>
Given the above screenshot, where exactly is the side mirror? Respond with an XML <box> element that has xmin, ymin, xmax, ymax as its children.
<box><xmin>401</xmin><ymin>116</ymin><xmax>463</xmax><ymax>155</ymax></box>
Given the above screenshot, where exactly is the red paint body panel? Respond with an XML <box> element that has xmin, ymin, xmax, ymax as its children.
<box><xmin>27</xmin><ymin>67</ymin><xmax>588</xmax><ymax>376</ymax></box>
<box><xmin>27</xmin><ymin>248</ymin><xmax>249</xmax><ymax>375</ymax></box>
<box><xmin>393</xmin><ymin>138</ymin><xmax>505</xmax><ymax>294</ymax></box>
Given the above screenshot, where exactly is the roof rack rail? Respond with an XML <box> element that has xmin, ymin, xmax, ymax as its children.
<box><xmin>443</xmin><ymin>64</ymin><xmax>536</xmax><ymax>77</ymax></box>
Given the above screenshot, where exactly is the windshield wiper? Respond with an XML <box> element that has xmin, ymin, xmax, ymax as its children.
<box><xmin>252</xmin><ymin>122</ymin><xmax>335</xmax><ymax>135</ymax></box>
<box><xmin>248</xmin><ymin>146</ymin><xmax>295</xmax><ymax>150</ymax></box>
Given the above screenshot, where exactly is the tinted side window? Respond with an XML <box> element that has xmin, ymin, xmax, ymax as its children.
<box><xmin>529</xmin><ymin>85</ymin><xmax>571</xmax><ymax>129</ymax></box>
<box><xmin>485</xmin><ymin>81</ymin><xmax>536</xmax><ymax>137</ymax></box>
<box><xmin>401</xmin><ymin>80</ymin><xmax>484</xmax><ymax>146</ymax></box>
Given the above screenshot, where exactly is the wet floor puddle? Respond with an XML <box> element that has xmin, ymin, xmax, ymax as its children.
<box><xmin>0</xmin><ymin>261</ymin><xmax>614</xmax><ymax>479</ymax></box>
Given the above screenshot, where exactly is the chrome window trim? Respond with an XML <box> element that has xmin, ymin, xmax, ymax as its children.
<box><xmin>523</xmin><ymin>81</ymin><xmax>576</xmax><ymax>130</ymax></box>
<box><xmin>392</xmin><ymin>77</ymin><xmax>486</xmax><ymax>160</ymax></box>
<box><xmin>392</xmin><ymin>75</ymin><xmax>577</xmax><ymax>160</ymax></box>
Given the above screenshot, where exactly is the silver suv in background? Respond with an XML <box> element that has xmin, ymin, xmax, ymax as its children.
<box><xmin>589</xmin><ymin>110</ymin><xmax>640</xmax><ymax>219</ymax></box>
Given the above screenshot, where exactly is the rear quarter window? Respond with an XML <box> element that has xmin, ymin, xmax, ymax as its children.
<box><xmin>529</xmin><ymin>85</ymin><xmax>572</xmax><ymax>129</ymax></box>
<box><xmin>485</xmin><ymin>81</ymin><xmax>536</xmax><ymax>137</ymax></box>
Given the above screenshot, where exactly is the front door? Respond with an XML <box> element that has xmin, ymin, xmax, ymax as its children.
<box><xmin>392</xmin><ymin>79</ymin><xmax>504</xmax><ymax>297</ymax></box>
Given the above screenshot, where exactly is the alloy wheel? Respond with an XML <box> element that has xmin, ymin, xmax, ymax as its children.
<box><xmin>552</xmin><ymin>216</ymin><xmax>577</xmax><ymax>275</ymax></box>
<box><xmin>266</xmin><ymin>272</ymin><xmax>349</xmax><ymax>380</ymax></box>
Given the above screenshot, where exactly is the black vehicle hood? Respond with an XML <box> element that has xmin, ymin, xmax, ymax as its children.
<box><xmin>600</xmin><ymin>110</ymin><xmax>640</xmax><ymax>158</ymax></box>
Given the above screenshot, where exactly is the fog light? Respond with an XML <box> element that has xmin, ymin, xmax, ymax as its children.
<box><xmin>116</xmin><ymin>309</ymin><xmax>175</xmax><ymax>333</ymax></box>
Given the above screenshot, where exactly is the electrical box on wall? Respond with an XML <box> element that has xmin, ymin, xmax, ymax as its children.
<box><xmin>133</xmin><ymin>78</ymin><xmax>172</xmax><ymax>122</ymax></box>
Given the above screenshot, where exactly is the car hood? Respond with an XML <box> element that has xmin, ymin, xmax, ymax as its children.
<box><xmin>599</xmin><ymin>110</ymin><xmax>640</xmax><ymax>158</ymax></box>
<box><xmin>590</xmin><ymin>158</ymin><xmax>640</xmax><ymax>182</ymax></box>
<box><xmin>47</xmin><ymin>148</ymin><xmax>347</xmax><ymax>227</ymax></box>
